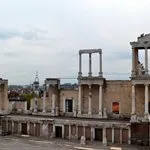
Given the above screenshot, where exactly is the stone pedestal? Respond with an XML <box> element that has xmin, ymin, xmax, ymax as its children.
<box><xmin>80</xmin><ymin>136</ymin><xmax>86</xmax><ymax>145</ymax></box>
<box><xmin>41</xmin><ymin>123</ymin><xmax>48</xmax><ymax>137</ymax></box>
<box><xmin>103</xmin><ymin>107</ymin><xmax>107</xmax><ymax>118</ymax></box>
<box><xmin>103</xmin><ymin>137</ymin><xmax>107</xmax><ymax>146</ymax></box>
<box><xmin>130</xmin><ymin>114</ymin><xmax>137</xmax><ymax>122</ymax></box>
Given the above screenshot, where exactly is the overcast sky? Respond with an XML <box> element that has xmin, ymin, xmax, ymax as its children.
<box><xmin>0</xmin><ymin>0</ymin><xmax>150</xmax><ymax>85</ymax></box>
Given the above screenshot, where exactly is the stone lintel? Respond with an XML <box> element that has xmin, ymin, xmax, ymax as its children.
<box><xmin>79</xmin><ymin>49</ymin><xmax>102</xmax><ymax>54</ymax></box>
<box><xmin>78</xmin><ymin>77</ymin><xmax>105</xmax><ymax>85</ymax></box>
<box><xmin>132</xmin><ymin>79</ymin><xmax>150</xmax><ymax>85</ymax></box>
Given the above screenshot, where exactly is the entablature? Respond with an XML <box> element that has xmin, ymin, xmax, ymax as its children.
<box><xmin>78</xmin><ymin>76</ymin><xmax>105</xmax><ymax>85</ymax></box>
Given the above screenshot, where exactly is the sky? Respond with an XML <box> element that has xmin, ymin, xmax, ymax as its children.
<box><xmin>0</xmin><ymin>0</ymin><xmax>150</xmax><ymax>85</ymax></box>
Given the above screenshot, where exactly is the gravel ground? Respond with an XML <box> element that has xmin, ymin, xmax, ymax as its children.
<box><xmin>0</xmin><ymin>136</ymin><xmax>148</xmax><ymax>150</ymax></box>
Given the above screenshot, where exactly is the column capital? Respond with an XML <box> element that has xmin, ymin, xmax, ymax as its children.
<box><xmin>144</xmin><ymin>83</ymin><xmax>149</xmax><ymax>86</ymax></box>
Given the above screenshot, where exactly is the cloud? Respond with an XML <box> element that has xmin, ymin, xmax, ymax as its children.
<box><xmin>0</xmin><ymin>0</ymin><xmax>150</xmax><ymax>84</ymax></box>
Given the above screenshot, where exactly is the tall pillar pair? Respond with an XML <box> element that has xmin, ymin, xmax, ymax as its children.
<box><xmin>78</xmin><ymin>51</ymin><xmax>103</xmax><ymax>77</ymax></box>
<box><xmin>131</xmin><ymin>83</ymin><xmax>149</xmax><ymax>120</ymax></box>
<box><xmin>132</xmin><ymin>47</ymin><xmax>149</xmax><ymax>77</ymax></box>
<box><xmin>78</xmin><ymin>84</ymin><xmax>103</xmax><ymax>117</ymax></box>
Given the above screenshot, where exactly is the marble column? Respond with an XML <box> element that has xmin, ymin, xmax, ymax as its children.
<box><xmin>12</xmin><ymin>121</ymin><xmax>14</xmax><ymax>134</ymax></box>
<box><xmin>91</xmin><ymin>127</ymin><xmax>94</xmax><ymax>141</ymax></box>
<box><xmin>99</xmin><ymin>52</ymin><xmax>103</xmax><ymax>77</ymax></box>
<box><xmin>144</xmin><ymin>84</ymin><xmax>149</xmax><ymax>116</ymax></box>
<box><xmin>131</xmin><ymin>84</ymin><xmax>136</xmax><ymax>115</ymax></box>
<box><xmin>42</xmin><ymin>91</ymin><xmax>46</xmax><ymax>113</ymax></box>
<box><xmin>132</xmin><ymin>48</ymin><xmax>136</xmax><ymax>77</ymax></box>
<box><xmin>120</xmin><ymin>128</ymin><xmax>122</xmax><ymax>144</ymax></box>
<box><xmin>62</xmin><ymin>125</ymin><xmax>64</xmax><ymax>139</ymax></box>
<box><xmin>88</xmin><ymin>84</ymin><xmax>92</xmax><ymax>115</ymax></box>
<box><xmin>112</xmin><ymin>127</ymin><xmax>114</xmax><ymax>144</ymax></box>
<box><xmin>78</xmin><ymin>53</ymin><xmax>82</xmax><ymax>76</ymax></box>
<box><xmin>76</xmin><ymin>125</ymin><xmax>78</xmax><ymax>140</ymax></box>
<box><xmin>27</xmin><ymin>122</ymin><xmax>30</xmax><ymax>135</ymax></box>
<box><xmin>51</xmin><ymin>94</ymin><xmax>56</xmax><ymax>115</ymax></box>
<box><xmin>83</xmin><ymin>126</ymin><xmax>85</xmax><ymax>137</ymax></box>
<box><xmin>99</xmin><ymin>85</ymin><xmax>103</xmax><ymax>117</ymax></box>
<box><xmin>24</xmin><ymin>101</ymin><xmax>27</xmax><ymax>111</ymax></box>
<box><xmin>128</xmin><ymin>126</ymin><xmax>131</xmax><ymax>144</ymax></box>
<box><xmin>34</xmin><ymin>123</ymin><xmax>36</xmax><ymax>136</ymax></box>
<box><xmin>88</xmin><ymin>53</ymin><xmax>92</xmax><ymax>76</ymax></box>
<box><xmin>103</xmin><ymin>127</ymin><xmax>107</xmax><ymax>145</ymax></box>
<box><xmin>6</xmin><ymin>120</ymin><xmax>8</xmax><ymax>132</ymax></box>
<box><xmin>18</xmin><ymin>122</ymin><xmax>21</xmax><ymax>134</ymax></box>
<box><xmin>145</xmin><ymin>47</ymin><xmax>148</xmax><ymax>75</ymax></box>
<box><xmin>78</xmin><ymin>84</ymin><xmax>81</xmax><ymax>115</ymax></box>
<box><xmin>52</xmin><ymin>125</ymin><xmax>55</xmax><ymax>138</ymax></box>
<box><xmin>69</xmin><ymin>124</ymin><xmax>71</xmax><ymax>139</ymax></box>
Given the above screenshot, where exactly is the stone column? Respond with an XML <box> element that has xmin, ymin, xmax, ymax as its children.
<box><xmin>83</xmin><ymin>126</ymin><xmax>85</xmax><ymax>137</ymax></box>
<box><xmin>120</xmin><ymin>128</ymin><xmax>122</xmax><ymax>144</ymax></box>
<box><xmin>42</xmin><ymin>91</ymin><xmax>46</xmax><ymax>113</ymax></box>
<box><xmin>18</xmin><ymin>122</ymin><xmax>21</xmax><ymax>134</ymax></box>
<box><xmin>76</xmin><ymin>125</ymin><xmax>78</xmax><ymax>140</ymax></box>
<box><xmin>62</xmin><ymin>125</ymin><xmax>64</xmax><ymax>139</ymax></box>
<box><xmin>78</xmin><ymin>53</ymin><xmax>82</xmax><ymax>76</ymax></box>
<box><xmin>34</xmin><ymin>123</ymin><xmax>36</xmax><ymax>136</ymax></box>
<box><xmin>99</xmin><ymin>52</ymin><xmax>103</xmax><ymax>77</ymax></box>
<box><xmin>99</xmin><ymin>85</ymin><xmax>103</xmax><ymax>117</ymax></box>
<box><xmin>6</xmin><ymin>120</ymin><xmax>8</xmax><ymax>132</ymax></box>
<box><xmin>52</xmin><ymin>125</ymin><xmax>55</xmax><ymax>138</ymax></box>
<box><xmin>103</xmin><ymin>127</ymin><xmax>107</xmax><ymax>146</ymax></box>
<box><xmin>69</xmin><ymin>124</ymin><xmax>71</xmax><ymax>139</ymax></box>
<box><xmin>128</xmin><ymin>126</ymin><xmax>131</xmax><ymax>144</ymax></box>
<box><xmin>12</xmin><ymin>120</ymin><xmax>14</xmax><ymax>134</ymax></box>
<box><xmin>88</xmin><ymin>53</ymin><xmax>92</xmax><ymax>76</ymax></box>
<box><xmin>91</xmin><ymin>127</ymin><xmax>94</xmax><ymax>141</ymax></box>
<box><xmin>51</xmin><ymin>94</ymin><xmax>56</xmax><ymax>115</ymax></box>
<box><xmin>24</xmin><ymin>101</ymin><xmax>27</xmax><ymax>111</ymax></box>
<box><xmin>132</xmin><ymin>48</ymin><xmax>136</xmax><ymax>77</ymax></box>
<box><xmin>78</xmin><ymin>84</ymin><xmax>81</xmax><ymax>115</ymax></box>
<box><xmin>88</xmin><ymin>84</ymin><xmax>92</xmax><ymax>115</ymax></box>
<box><xmin>131</xmin><ymin>84</ymin><xmax>136</xmax><ymax>115</ymax></box>
<box><xmin>112</xmin><ymin>127</ymin><xmax>114</xmax><ymax>144</ymax></box>
<box><xmin>144</xmin><ymin>84</ymin><xmax>149</xmax><ymax>117</ymax></box>
<box><xmin>145</xmin><ymin>47</ymin><xmax>148</xmax><ymax>75</ymax></box>
<box><xmin>27</xmin><ymin>122</ymin><xmax>30</xmax><ymax>135</ymax></box>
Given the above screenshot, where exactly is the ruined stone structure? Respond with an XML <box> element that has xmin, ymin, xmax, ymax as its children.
<box><xmin>0</xmin><ymin>78</ymin><xmax>8</xmax><ymax>113</ymax></box>
<box><xmin>0</xmin><ymin>34</ymin><xmax>150</xmax><ymax>146</ymax></box>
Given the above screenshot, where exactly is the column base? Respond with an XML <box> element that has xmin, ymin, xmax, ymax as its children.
<box><xmin>143</xmin><ymin>113</ymin><xmax>149</xmax><ymax>122</ymax></box>
<box><xmin>130</xmin><ymin>114</ymin><xmax>137</xmax><ymax>122</ymax></box>
<box><xmin>88</xmin><ymin>111</ymin><xmax>92</xmax><ymax>115</ymax></box>
<box><xmin>73</xmin><ymin>110</ymin><xmax>77</xmax><ymax>117</ymax></box>
<box><xmin>98</xmin><ymin>111</ymin><xmax>103</xmax><ymax>118</ymax></box>
<box><xmin>88</xmin><ymin>73</ymin><xmax>92</xmax><ymax>77</ymax></box>
<box><xmin>42</xmin><ymin>110</ymin><xmax>46</xmax><ymax>113</ymax></box>
<box><xmin>99</xmin><ymin>72</ymin><xmax>103</xmax><ymax>77</ymax></box>
<box><xmin>78</xmin><ymin>110</ymin><xmax>81</xmax><ymax>115</ymax></box>
<box><xmin>78</xmin><ymin>72</ymin><xmax>82</xmax><ymax>77</ymax></box>
<box><xmin>103</xmin><ymin>137</ymin><xmax>107</xmax><ymax>146</ymax></box>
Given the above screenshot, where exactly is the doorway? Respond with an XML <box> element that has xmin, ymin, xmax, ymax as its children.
<box><xmin>95</xmin><ymin>128</ymin><xmax>103</xmax><ymax>141</ymax></box>
<box><xmin>65</xmin><ymin>99</ymin><xmax>73</xmax><ymax>112</ymax></box>
<box><xmin>55</xmin><ymin>126</ymin><xmax>62</xmax><ymax>138</ymax></box>
<box><xmin>21</xmin><ymin>123</ymin><xmax>27</xmax><ymax>135</ymax></box>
